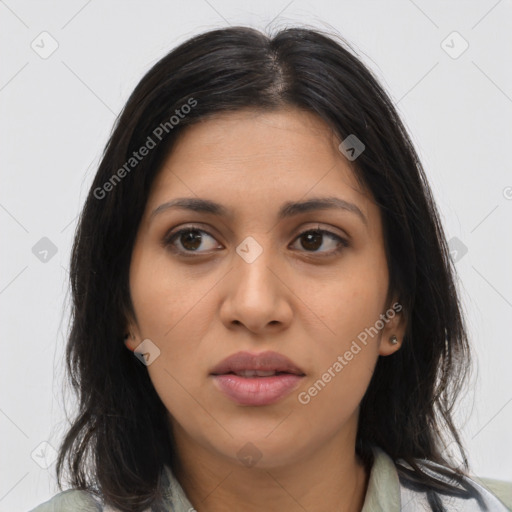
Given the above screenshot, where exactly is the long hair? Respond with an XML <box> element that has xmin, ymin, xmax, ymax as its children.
<box><xmin>56</xmin><ymin>25</ymin><xmax>476</xmax><ymax>511</ymax></box>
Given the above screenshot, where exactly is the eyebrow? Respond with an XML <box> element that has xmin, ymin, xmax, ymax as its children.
<box><xmin>150</xmin><ymin>196</ymin><xmax>367</xmax><ymax>226</ymax></box>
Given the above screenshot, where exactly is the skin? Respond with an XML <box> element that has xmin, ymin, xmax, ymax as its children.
<box><xmin>125</xmin><ymin>107</ymin><xmax>406</xmax><ymax>512</ymax></box>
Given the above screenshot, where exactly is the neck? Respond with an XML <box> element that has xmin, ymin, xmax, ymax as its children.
<box><xmin>170</xmin><ymin>425</ymin><xmax>370</xmax><ymax>512</ymax></box>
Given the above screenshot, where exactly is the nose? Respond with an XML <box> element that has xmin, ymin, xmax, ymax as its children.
<box><xmin>219</xmin><ymin>240</ymin><xmax>293</xmax><ymax>334</ymax></box>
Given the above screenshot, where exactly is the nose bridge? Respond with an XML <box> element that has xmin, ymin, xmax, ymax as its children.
<box><xmin>233</xmin><ymin>234</ymin><xmax>277</xmax><ymax>302</ymax></box>
<box><xmin>221</xmin><ymin>233</ymin><xmax>291</xmax><ymax>332</ymax></box>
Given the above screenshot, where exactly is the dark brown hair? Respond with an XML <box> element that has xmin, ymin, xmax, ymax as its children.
<box><xmin>56</xmin><ymin>25</ymin><xmax>479</xmax><ymax>511</ymax></box>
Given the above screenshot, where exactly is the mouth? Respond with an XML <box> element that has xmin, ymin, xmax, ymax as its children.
<box><xmin>218</xmin><ymin>370</ymin><xmax>300</xmax><ymax>377</ymax></box>
<box><xmin>210</xmin><ymin>350</ymin><xmax>305</xmax><ymax>376</ymax></box>
<box><xmin>210</xmin><ymin>351</ymin><xmax>305</xmax><ymax>406</ymax></box>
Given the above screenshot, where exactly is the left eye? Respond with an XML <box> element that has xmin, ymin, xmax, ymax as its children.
<box><xmin>290</xmin><ymin>229</ymin><xmax>349</xmax><ymax>255</ymax></box>
<box><xmin>164</xmin><ymin>226</ymin><xmax>348</xmax><ymax>256</ymax></box>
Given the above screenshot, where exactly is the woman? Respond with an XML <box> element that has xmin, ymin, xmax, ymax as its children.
<box><xmin>30</xmin><ymin>26</ymin><xmax>508</xmax><ymax>512</ymax></box>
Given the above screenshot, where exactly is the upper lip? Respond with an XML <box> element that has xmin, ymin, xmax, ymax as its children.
<box><xmin>210</xmin><ymin>350</ymin><xmax>305</xmax><ymax>376</ymax></box>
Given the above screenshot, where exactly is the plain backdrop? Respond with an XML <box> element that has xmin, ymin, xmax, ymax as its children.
<box><xmin>1</xmin><ymin>1</ymin><xmax>511</xmax><ymax>511</ymax></box>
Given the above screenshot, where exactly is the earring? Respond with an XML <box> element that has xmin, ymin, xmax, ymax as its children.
<box><xmin>390</xmin><ymin>335</ymin><xmax>399</xmax><ymax>345</ymax></box>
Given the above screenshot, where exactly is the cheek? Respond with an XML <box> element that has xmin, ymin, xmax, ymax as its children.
<box><xmin>296</xmin><ymin>348</ymin><xmax>377</xmax><ymax>443</ymax></box>
<box><xmin>146</xmin><ymin>361</ymin><xmax>221</xmax><ymax>459</ymax></box>
<box><xmin>129</xmin><ymin>245</ymin><xmax>216</xmax><ymax>409</ymax></box>
<box><xmin>130</xmin><ymin>242</ymin><xmax>212</xmax><ymax>339</ymax></box>
<box><xmin>307</xmin><ymin>255</ymin><xmax>388</xmax><ymax>351</ymax></box>
<box><xmin>296</xmin><ymin>276</ymin><xmax>384</xmax><ymax>425</ymax></box>
<box><xmin>294</xmin><ymin>251</ymin><xmax>386</xmax><ymax>410</ymax></box>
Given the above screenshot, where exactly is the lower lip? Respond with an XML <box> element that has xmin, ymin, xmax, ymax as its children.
<box><xmin>211</xmin><ymin>374</ymin><xmax>304</xmax><ymax>406</ymax></box>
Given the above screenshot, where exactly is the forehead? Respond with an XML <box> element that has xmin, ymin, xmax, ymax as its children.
<box><xmin>146</xmin><ymin>108</ymin><xmax>375</xmax><ymax>224</ymax></box>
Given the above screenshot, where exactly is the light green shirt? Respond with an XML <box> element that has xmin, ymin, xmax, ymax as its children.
<box><xmin>29</xmin><ymin>446</ymin><xmax>510</xmax><ymax>511</ymax></box>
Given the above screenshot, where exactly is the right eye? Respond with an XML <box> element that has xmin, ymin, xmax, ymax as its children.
<box><xmin>163</xmin><ymin>226</ymin><xmax>223</xmax><ymax>255</ymax></box>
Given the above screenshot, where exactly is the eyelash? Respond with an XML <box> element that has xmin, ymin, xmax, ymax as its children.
<box><xmin>163</xmin><ymin>224</ymin><xmax>349</xmax><ymax>258</ymax></box>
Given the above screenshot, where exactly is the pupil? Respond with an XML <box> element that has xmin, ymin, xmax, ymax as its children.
<box><xmin>302</xmin><ymin>231</ymin><xmax>322</xmax><ymax>251</ymax></box>
<box><xmin>182</xmin><ymin>230</ymin><xmax>202</xmax><ymax>250</ymax></box>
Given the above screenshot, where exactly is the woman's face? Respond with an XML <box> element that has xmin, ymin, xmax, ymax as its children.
<box><xmin>126</xmin><ymin>108</ymin><xmax>405</xmax><ymax>469</ymax></box>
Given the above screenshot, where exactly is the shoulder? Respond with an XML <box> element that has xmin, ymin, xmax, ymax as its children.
<box><xmin>397</xmin><ymin>458</ymin><xmax>510</xmax><ymax>511</ymax></box>
<box><xmin>400</xmin><ymin>477</ymin><xmax>510</xmax><ymax>511</ymax></box>
<box><xmin>28</xmin><ymin>489</ymin><xmax>104</xmax><ymax>512</ymax></box>
<box><xmin>28</xmin><ymin>488</ymin><xmax>158</xmax><ymax>512</ymax></box>
<box><xmin>28</xmin><ymin>465</ymin><xmax>182</xmax><ymax>512</ymax></box>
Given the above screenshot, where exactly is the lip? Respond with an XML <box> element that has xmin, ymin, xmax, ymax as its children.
<box><xmin>210</xmin><ymin>350</ymin><xmax>305</xmax><ymax>406</ymax></box>
<box><xmin>210</xmin><ymin>350</ymin><xmax>305</xmax><ymax>376</ymax></box>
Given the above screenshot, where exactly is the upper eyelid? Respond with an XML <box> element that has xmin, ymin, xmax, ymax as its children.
<box><xmin>166</xmin><ymin>222</ymin><xmax>348</xmax><ymax>238</ymax></box>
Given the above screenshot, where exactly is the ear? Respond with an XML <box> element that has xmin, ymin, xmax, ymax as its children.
<box><xmin>123</xmin><ymin>319</ymin><xmax>142</xmax><ymax>352</ymax></box>
<box><xmin>378</xmin><ymin>299</ymin><xmax>407</xmax><ymax>357</ymax></box>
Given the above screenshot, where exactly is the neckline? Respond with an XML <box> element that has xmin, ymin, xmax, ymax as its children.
<box><xmin>160</xmin><ymin>445</ymin><xmax>401</xmax><ymax>512</ymax></box>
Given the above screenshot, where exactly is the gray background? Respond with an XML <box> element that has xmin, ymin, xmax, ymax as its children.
<box><xmin>1</xmin><ymin>1</ymin><xmax>511</xmax><ymax>510</ymax></box>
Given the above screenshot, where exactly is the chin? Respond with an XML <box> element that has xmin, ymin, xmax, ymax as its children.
<box><xmin>212</xmin><ymin>429</ymin><xmax>312</xmax><ymax>470</ymax></box>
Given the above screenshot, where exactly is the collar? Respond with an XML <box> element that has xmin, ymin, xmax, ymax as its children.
<box><xmin>361</xmin><ymin>446</ymin><xmax>401</xmax><ymax>511</ymax></box>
